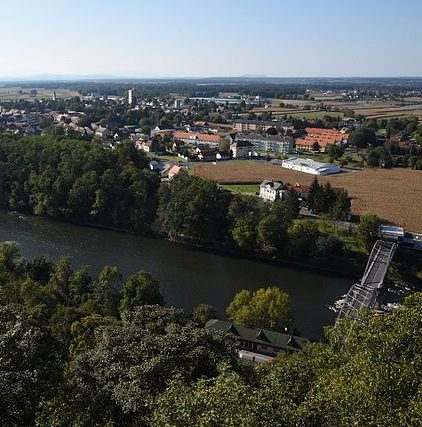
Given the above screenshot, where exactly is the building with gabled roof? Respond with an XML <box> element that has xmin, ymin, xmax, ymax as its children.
<box><xmin>173</xmin><ymin>130</ymin><xmax>221</xmax><ymax>147</ymax></box>
<box><xmin>205</xmin><ymin>319</ymin><xmax>310</xmax><ymax>362</ymax></box>
<box><xmin>259</xmin><ymin>180</ymin><xmax>288</xmax><ymax>202</ymax></box>
<box><xmin>230</xmin><ymin>140</ymin><xmax>254</xmax><ymax>158</ymax></box>
<box><xmin>166</xmin><ymin>164</ymin><xmax>183</xmax><ymax>179</ymax></box>
<box><xmin>295</xmin><ymin>127</ymin><xmax>349</xmax><ymax>153</ymax></box>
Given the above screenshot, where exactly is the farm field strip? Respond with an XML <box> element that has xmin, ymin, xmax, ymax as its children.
<box><xmin>193</xmin><ymin>162</ymin><xmax>422</xmax><ymax>232</ymax></box>
<box><xmin>0</xmin><ymin>87</ymin><xmax>79</xmax><ymax>100</ymax></box>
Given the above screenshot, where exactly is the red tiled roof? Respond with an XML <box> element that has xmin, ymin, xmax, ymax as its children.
<box><xmin>174</xmin><ymin>131</ymin><xmax>220</xmax><ymax>143</ymax></box>
<box><xmin>296</xmin><ymin>127</ymin><xmax>348</xmax><ymax>148</ymax></box>
<box><xmin>305</xmin><ymin>127</ymin><xmax>349</xmax><ymax>140</ymax></box>
<box><xmin>197</xmin><ymin>133</ymin><xmax>220</xmax><ymax>143</ymax></box>
<box><xmin>174</xmin><ymin>130</ymin><xmax>196</xmax><ymax>140</ymax></box>
<box><xmin>169</xmin><ymin>165</ymin><xmax>181</xmax><ymax>175</ymax></box>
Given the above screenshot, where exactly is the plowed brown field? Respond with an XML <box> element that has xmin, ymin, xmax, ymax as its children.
<box><xmin>193</xmin><ymin>162</ymin><xmax>422</xmax><ymax>232</ymax></box>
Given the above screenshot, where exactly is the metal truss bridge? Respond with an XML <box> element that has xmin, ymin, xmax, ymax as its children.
<box><xmin>337</xmin><ymin>240</ymin><xmax>397</xmax><ymax>321</ymax></box>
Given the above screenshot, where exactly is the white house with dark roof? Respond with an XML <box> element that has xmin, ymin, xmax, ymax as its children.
<box><xmin>259</xmin><ymin>180</ymin><xmax>287</xmax><ymax>202</ymax></box>
<box><xmin>230</xmin><ymin>140</ymin><xmax>254</xmax><ymax>158</ymax></box>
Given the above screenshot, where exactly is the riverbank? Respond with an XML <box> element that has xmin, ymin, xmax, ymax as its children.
<box><xmin>3</xmin><ymin>209</ymin><xmax>363</xmax><ymax>280</ymax></box>
<box><xmin>168</xmin><ymin>237</ymin><xmax>364</xmax><ymax>280</ymax></box>
<box><xmin>0</xmin><ymin>210</ymin><xmax>354</xmax><ymax>340</ymax></box>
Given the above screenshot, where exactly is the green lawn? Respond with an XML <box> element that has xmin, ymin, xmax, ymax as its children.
<box><xmin>291</xmin><ymin>152</ymin><xmax>333</xmax><ymax>163</ymax></box>
<box><xmin>221</xmin><ymin>184</ymin><xmax>259</xmax><ymax>194</ymax></box>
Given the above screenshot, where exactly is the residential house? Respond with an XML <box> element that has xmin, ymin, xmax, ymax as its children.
<box><xmin>149</xmin><ymin>160</ymin><xmax>166</xmax><ymax>172</ymax></box>
<box><xmin>167</xmin><ymin>165</ymin><xmax>181</xmax><ymax>179</ymax></box>
<box><xmin>95</xmin><ymin>126</ymin><xmax>111</xmax><ymax>139</ymax></box>
<box><xmin>135</xmin><ymin>140</ymin><xmax>157</xmax><ymax>153</ymax></box>
<box><xmin>151</xmin><ymin>125</ymin><xmax>174</xmax><ymax>138</ymax></box>
<box><xmin>230</xmin><ymin>140</ymin><xmax>254</xmax><ymax>158</ymax></box>
<box><xmin>259</xmin><ymin>180</ymin><xmax>288</xmax><ymax>202</ymax></box>
<box><xmin>288</xmin><ymin>182</ymin><xmax>311</xmax><ymax>200</ymax></box>
<box><xmin>196</xmin><ymin>147</ymin><xmax>218</xmax><ymax>161</ymax></box>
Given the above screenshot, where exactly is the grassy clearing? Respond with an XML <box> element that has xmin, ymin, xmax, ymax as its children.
<box><xmin>221</xmin><ymin>184</ymin><xmax>259</xmax><ymax>194</ymax></box>
<box><xmin>292</xmin><ymin>152</ymin><xmax>334</xmax><ymax>163</ymax></box>
<box><xmin>149</xmin><ymin>154</ymin><xmax>186</xmax><ymax>163</ymax></box>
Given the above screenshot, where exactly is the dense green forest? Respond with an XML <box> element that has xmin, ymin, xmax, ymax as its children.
<box><xmin>0</xmin><ymin>134</ymin><xmax>159</xmax><ymax>232</ymax></box>
<box><xmin>0</xmin><ymin>135</ymin><xmax>351</xmax><ymax>264</ymax></box>
<box><xmin>0</xmin><ymin>241</ymin><xmax>421</xmax><ymax>426</ymax></box>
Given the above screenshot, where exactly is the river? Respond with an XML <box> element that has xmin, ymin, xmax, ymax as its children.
<box><xmin>0</xmin><ymin>210</ymin><xmax>353</xmax><ymax>339</ymax></box>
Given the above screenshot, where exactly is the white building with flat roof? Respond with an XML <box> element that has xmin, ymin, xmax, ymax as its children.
<box><xmin>281</xmin><ymin>157</ymin><xmax>341</xmax><ymax>176</ymax></box>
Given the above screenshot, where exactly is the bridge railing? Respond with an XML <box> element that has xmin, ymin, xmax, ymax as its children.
<box><xmin>337</xmin><ymin>240</ymin><xmax>396</xmax><ymax>321</ymax></box>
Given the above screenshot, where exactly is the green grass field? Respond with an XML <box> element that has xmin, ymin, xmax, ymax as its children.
<box><xmin>221</xmin><ymin>184</ymin><xmax>259</xmax><ymax>194</ymax></box>
<box><xmin>292</xmin><ymin>152</ymin><xmax>334</xmax><ymax>163</ymax></box>
<box><xmin>148</xmin><ymin>154</ymin><xmax>186</xmax><ymax>163</ymax></box>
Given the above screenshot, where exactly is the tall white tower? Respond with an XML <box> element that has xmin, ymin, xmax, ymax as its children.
<box><xmin>128</xmin><ymin>89</ymin><xmax>134</xmax><ymax>105</ymax></box>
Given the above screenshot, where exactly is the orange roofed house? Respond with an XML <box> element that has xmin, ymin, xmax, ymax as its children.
<box><xmin>295</xmin><ymin>128</ymin><xmax>348</xmax><ymax>153</ymax></box>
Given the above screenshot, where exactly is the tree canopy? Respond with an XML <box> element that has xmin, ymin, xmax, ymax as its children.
<box><xmin>226</xmin><ymin>287</ymin><xmax>294</xmax><ymax>332</ymax></box>
<box><xmin>0</xmin><ymin>242</ymin><xmax>421</xmax><ymax>425</ymax></box>
<box><xmin>348</xmin><ymin>127</ymin><xmax>376</xmax><ymax>148</ymax></box>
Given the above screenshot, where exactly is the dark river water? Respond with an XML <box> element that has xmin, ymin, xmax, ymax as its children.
<box><xmin>0</xmin><ymin>211</ymin><xmax>353</xmax><ymax>339</ymax></box>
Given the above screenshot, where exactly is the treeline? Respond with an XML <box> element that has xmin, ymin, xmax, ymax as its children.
<box><xmin>158</xmin><ymin>172</ymin><xmax>350</xmax><ymax>260</ymax></box>
<box><xmin>0</xmin><ymin>135</ymin><xmax>351</xmax><ymax>263</ymax></box>
<box><xmin>4</xmin><ymin>81</ymin><xmax>307</xmax><ymax>98</ymax></box>
<box><xmin>0</xmin><ymin>242</ymin><xmax>421</xmax><ymax>426</ymax></box>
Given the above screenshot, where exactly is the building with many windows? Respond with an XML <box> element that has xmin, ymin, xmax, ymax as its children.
<box><xmin>236</xmin><ymin>133</ymin><xmax>294</xmax><ymax>154</ymax></box>
<box><xmin>233</xmin><ymin>119</ymin><xmax>294</xmax><ymax>133</ymax></box>
<box><xmin>173</xmin><ymin>130</ymin><xmax>221</xmax><ymax>148</ymax></box>
<box><xmin>230</xmin><ymin>140</ymin><xmax>255</xmax><ymax>158</ymax></box>
<box><xmin>259</xmin><ymin>180</ymin><xmax>288</xmax><ymax>202</ymax></box>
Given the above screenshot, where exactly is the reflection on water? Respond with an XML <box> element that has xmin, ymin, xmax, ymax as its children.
<box><xmin>0</xmin><ymin>211</ymin><xmax>353</xmax><ymax>339</ymax></box>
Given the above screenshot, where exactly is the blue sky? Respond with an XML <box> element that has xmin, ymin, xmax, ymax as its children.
<box><xmin>1</xmin><ymin>0</ymin><xmax>421</xmax><ymax>77</ymax></box>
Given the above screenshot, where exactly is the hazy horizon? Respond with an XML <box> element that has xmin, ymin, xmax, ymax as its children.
<box><xmin>1</xmin><ymin>0</ymin><xmax>422</xmax><ymax>78</ymax></box>
<box><xmin>1</xmin><ymin>73</ymin><xmax>422</xmax><ymax>81</ymax></box>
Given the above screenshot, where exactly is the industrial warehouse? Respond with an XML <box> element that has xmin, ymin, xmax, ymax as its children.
<box><xmin>281</xmin><ymin>157</ymin><xmax>342</xmax><ymax>175</ymax></box>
